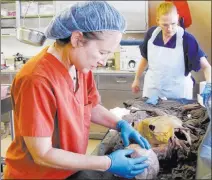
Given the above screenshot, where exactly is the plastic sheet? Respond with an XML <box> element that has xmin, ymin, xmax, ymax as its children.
<box><xmin>196</xmin><ymin>95</ymin><xmax>211</xmax><ymax>179</ymax></box>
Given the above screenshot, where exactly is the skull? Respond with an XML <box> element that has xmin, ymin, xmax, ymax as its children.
<box><xmin>126</xmin><ymin>144</ymin><xmax>160</xmax><ymax>179</ymax></box>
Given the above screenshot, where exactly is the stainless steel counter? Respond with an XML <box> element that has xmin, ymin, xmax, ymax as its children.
<box><xmin>1</xmin><ymin>95</ymin><xmax>12</xmax><ymax>115</ymax></box>
<box><xmin>1</xmin><ymin>65</ymin><xmax>135</xmax><ymax>74</ymax></box>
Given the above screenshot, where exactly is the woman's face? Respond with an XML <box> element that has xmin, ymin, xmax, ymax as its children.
<box><xmin>70</xmin><ymin>31</ymin><xmax>122</xmax><ymax>74</ymax></box>
<box><xmin>157</xmin><ymin>11</ymin><xmax>179</xmax><ymax>37</ymax></box>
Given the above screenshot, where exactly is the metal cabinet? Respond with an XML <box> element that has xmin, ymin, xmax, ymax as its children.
<box><xmin>98</xmin><ymin>74</ymin><xmax>135</xmax><ymax>91</ymax></box>
<box><xmin>107</xmin><ymin>1</ymin><xmax>149</xmax><ymax>32</ymax></box>
<box><xmin>55</xmin><ymin>1</ymin><xmax>149</xmax><ymax>33</ymax></box>
<box><xmin>99</xmin><ymin>90</ymin><xmax>142</xmax><ymax>109</ymax></box>
<box><xmin>1</xmin><ymin>73</ymin><xmax>16</xmax><ymax>84</ymax></box>
<box><xmin>98</xmin><ymin>73</ymin><xmax>145</xmax><ymax>91</ymax></box>
<box><xmin>1</xmin><ymin>73</ymin><xmax>15</xmax><ymax>129</ymax></box>
<box><xmin>1</xmin><ymin>74</ymin><xmax>12</xmax><ymax>84</ymax></box>
<box><xmin>94</xmin><ymin>74</ymin><xmax>98</xmax><ymax>84</ymax></box>
<box><xmin>97</xmin><ymin>73</ymin><xmax>145</xmax><ymax>109</ymax></box>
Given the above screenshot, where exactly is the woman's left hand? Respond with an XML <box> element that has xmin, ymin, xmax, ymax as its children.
<box><xmin>201</xmin><ymin>83</ymin><xmax>211</xmax><ymax>105</ymax></box>
<box><xmin>116</xmin><ymin>120</ymin><xmax>151</xmax><ymax>149</ymax></box>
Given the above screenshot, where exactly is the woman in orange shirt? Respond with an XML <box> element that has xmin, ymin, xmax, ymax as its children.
<box><xmin>4</xmin><ymin>1</ymin><xmax>150</xmax><ymax>179</ymax></box>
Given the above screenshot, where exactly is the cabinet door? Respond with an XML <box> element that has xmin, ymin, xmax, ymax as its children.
<box><xmin>107</xmin><ymin>1</ymin><xmax>148</xmax><ymax>32</ymax></box>
<box><xmin>98</xmin><ymin>73</ymin><xmax>145</xmax><ymax>91</ymax></box>
<box><xmin>54</xmin><ymin>1</ymin><xmax>148</xmax><ymax>32</ymax></box>
<box><xmin>99</xmin><ymin>90</ymin><xmax>142</xmax><ymax>109</ymax></box>
<box><xmin>94</xmin><ymin>74</ymin><xmax>98</xmax><ymax>84</ymax></box>
<box><xmin>1</xmin><ymin>74</ymin><xmax>12</xmax><ymax>84</ymax></box>
<box><xmin>55</xmin><ymin>1</ymin><xmax>85</xmax><ymax>15</ymax></box>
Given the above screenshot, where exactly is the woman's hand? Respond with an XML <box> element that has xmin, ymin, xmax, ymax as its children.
<box><xmin>116</xmin><ymin>120</ymin><xmax>151</xmax><ymax>149</ymax></box>
<box><xmin>107</xmin><ymin>149</ymin><xmax>148</xmax><ymax>179</ymax></box>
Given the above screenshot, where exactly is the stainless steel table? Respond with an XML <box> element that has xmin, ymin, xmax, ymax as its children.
<box><xmin>1</xmin><ymin>95</ymin><xmax>14</xmax><ymax>139</ymax></box>
<box><xmin>1</xmin><ymin>95</ymin><xmax>13</xmax><ymax>173</ymax></box>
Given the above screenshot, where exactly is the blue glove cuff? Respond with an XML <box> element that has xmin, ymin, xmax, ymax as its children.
<box><xmin>116</xmin><ymin>120</ymin><xmax>128</xmax><ymax>132</ymax></box>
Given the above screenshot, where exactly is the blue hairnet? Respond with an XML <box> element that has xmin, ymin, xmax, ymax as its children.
<box><xmin>45</xmin><ymin>1</ymin><xmax>126</xmax><ymax>39</ymax></box>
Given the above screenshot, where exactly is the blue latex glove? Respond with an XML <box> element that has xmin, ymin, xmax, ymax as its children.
<box><xmin>107</xmin><ymin>149</ymin><xmax>148</xmax><ymax>179</ymax></box>
<box><xmin>201</xmin><ymin>83</ymin><xmax>212</xmax><ymax>105</ymax></box>
<box><xmin>145</xmin><ymin>95</ymin><xmax>159</xmax><ymax>105</ymax></box>
<box><xmin>117</xmin><ymin>120</ymin><xmax>151</xmax><ymax>149</ymax></box>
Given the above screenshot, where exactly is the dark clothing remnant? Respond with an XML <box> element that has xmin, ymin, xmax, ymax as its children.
<box><xmin>67</xmin><ymin>98</ymin><xmax>209</xmax><ymax>180</ymax></box>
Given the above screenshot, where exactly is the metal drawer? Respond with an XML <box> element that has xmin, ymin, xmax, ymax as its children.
<box><xmin>99</xmin><ymin>89</ymin><xmax>143</xmax><ymax>109</ymax></box>
<box><xmin>94</xmin><ymin>74</ymin><xmax>98</xmax><ymax>83</ymax></box>
<box><xmin>98</xmin><ymin>74</ymin><xmax>144</xmax><ymax>90</ymax></box>
<box><xmin>1</xmin><ymin>74</ymin><xmax>12</xmax><ymax>84</ymax></box>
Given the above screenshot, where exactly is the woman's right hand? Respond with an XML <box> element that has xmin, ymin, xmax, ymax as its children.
<box><xmin>107</xmin><ymin>149</ymin><xmax>148</xmax><ymax>179</ymax></box>
<box><xmin>132</xmin><ymin>79</ymin><xmax>140</xmax><ymax>93</ymax></box>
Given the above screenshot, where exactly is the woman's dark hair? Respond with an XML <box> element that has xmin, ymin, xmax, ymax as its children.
<box><xmin>56</xmin><ymin>31</ymin><xmax>104</xmax><ymax>46</ymax></box>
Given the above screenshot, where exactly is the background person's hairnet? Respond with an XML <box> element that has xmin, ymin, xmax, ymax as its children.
<box><xmin>45</xmin><ymin>1</ymin><xmax>126</xmax><ymax>39</ymax></box>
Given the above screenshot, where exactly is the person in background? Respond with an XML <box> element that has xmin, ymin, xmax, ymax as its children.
<box><xmin>165</xmin><ymin>0</ymin><xmax>192</xmax><ymax>29</ymax></box>
<box><xmin>4</xmin><ymin>2</ymin><xmax>151</xmax><ymax>179</ymax></box>
<box><xmin>131</xmin><ymin>2</ymin><xmax>211</xmax><ymax>104</ymax></box>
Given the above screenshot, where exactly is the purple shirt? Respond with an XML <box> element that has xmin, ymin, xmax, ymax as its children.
<box><xmin>139</xmin><ymin>26</ymin><xmax>207</xmax><ymax>76</ymax></box>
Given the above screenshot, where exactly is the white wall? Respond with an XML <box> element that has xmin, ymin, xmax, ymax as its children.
<box><xmin>1</xmin><ymin>36</ymin><xmax>54</xmax><ymax>58</ymax></box>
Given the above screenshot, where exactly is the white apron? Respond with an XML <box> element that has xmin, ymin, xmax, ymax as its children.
<box><xmin>143</xmin><ymin>26</ymin><xmax>193</xmax><ymax>99</ymax></box>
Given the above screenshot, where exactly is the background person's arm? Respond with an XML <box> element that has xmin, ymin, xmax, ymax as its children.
<box><xmin>131</xmin><ymin>27</ymin><xmax>156</xmax><ymax>93</ymax></box>
<box><xmin>200</xmin><ymin>57</ymin><xmax>211</xmax><ymax>83</ymax></box>
<box><xmin>132</xmin><ymin>58</ymin><xmax>148</xmax><ymax>93</ymax></box>
<box><xmin>134</xmin><ymin>57</ymin><xmax>148</xmax><ymax>80</ymax></box>
<box><xmin>24</xmin><ymin>136</ymin><xmax>111</xmax><ymax>171</ymax></box>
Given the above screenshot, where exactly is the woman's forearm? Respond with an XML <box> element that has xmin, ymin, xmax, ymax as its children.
<box><xmin>134</xmin><ymin>57</ymin><xmax>148</xmax><ymax>80</ymax></box>
<box><xmin>35</xmin><ymin>147</ymin><xmax>111</xmax><ymax>171</ymax></box>
<box><xmin>91</xmin><ymin>104</ymin><xmax>120</xmax><ymax>129</ymax></box>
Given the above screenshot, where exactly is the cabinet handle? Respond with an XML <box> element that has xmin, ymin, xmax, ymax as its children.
<box><xmin>116</xmin><ymin>80</ymin><xmax>127</xmax><ymax>83</ymax></box>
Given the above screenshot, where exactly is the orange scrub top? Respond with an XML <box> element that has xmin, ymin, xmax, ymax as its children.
<box><xmin>4</xmin><ymin>47</ymin><xmax>100</xmax><ymax>179</ymax></box>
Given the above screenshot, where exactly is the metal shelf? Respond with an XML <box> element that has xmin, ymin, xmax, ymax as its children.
<box><xmin>20</xmin><ymin>14</ymin><xmax>54</xmax><ymax>18</ymax></box>
<box><xmin>1</xmin><ymin>0</ymin><xmax>54</xmax><ymax>27</ymax></box>
<box><xmin>2</xmin><ymin>15</ymin><xmax>54</xmax><ymax>19</ymax></box>
<box><xmin>1</xmin><ymin>0</ymin><xmax>53</xmax><ymax>4</ymax></box>
<box><xmin>1</xmin><ymin>1</ymin><xmax>15</xmax><ymax>4</ymax></box>
<box><xmin>1</xmin><ymin>16</ymin><xmax>16</xmax><ymax>19</ymax></box>
<box><xmin>1</xmin><ymin>28</ymin><xmax>16</xmax><ymax>37</ymax></box>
